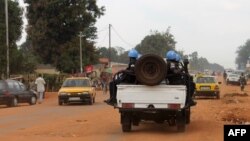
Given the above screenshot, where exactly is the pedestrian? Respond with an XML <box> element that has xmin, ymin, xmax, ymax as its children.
<box><xmin>100</xmin><ymin>64</ymin><xmax>110</xmax><ymax>94</ymax></box>
<box><xmin>35</xmin><ymin>74</ymin><xmax>46</xmax><ymax>104</ymax></box>
<box><xmin>239</xmin><ymin>73</ymin><xmax>246</xmax><ymax>91</ymax></box>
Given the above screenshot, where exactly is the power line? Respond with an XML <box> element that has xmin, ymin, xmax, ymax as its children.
<box><xmin>97</xmin><ymin>26</ymin><xmax>109</xmax><ymax>33</ymax></box>
<box><xmin>111</xmin><ymin>26</ymin><xmax>135</xmax><ymax>48</ymax></box>
<box><xmin>96</xmin><ymin>28</ymin><xmax>109</xmax><ymax>47</ymax></box>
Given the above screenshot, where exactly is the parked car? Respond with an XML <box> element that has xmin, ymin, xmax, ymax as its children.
<box><xmin>58</xmin><ymin>77</ymin><xmax>96</xmax><ymax>105</ymax></box>
<box><xmin>0</xmin><ymin>79</ymin><xmax>37</xmax><ymax>107</ymax></box>
<box><xmin>194</xmin><ymin>75</ymin><xmax>221</xmax><ymax>99</ymax></box>
<box><xmin>226</xmin><ymin>73</ymin><xmax>241</xmax><ymax>85</ymax></box>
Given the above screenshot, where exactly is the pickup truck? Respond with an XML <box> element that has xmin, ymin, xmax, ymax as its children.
<box><xmin>116</xmin><ymin>84</ymin><xmax>190</xmax><ymax>132</ymax></box>
<box><xmin>108</xmin><ymin>53</ymin><xmax>194</xmax><ymax>132</ymax></box>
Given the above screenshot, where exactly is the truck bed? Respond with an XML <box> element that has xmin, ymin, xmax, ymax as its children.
<box><xmin>116</xmin><ymin>84</ymin><xmax>187</xmax><ymax>109</ymax></box>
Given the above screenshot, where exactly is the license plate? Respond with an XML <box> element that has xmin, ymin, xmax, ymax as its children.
<box><xmin>69</xmin><ymin>97</ymin><xmax>81</xmax><ymax>101</ymax></box>
<box><xmin>200</xmin><ymin>87</ymin><xmax>210</xmax><ymax>90</ymax></box>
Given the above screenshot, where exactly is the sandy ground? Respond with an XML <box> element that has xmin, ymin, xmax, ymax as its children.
<box><xmin>0</xmin><ymin>76</ymin><xmax>249</xmax><ymax>141</ymax></box>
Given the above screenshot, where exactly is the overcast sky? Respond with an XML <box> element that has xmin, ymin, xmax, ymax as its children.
<box><xmin>95</xmin><ymin>0</ymin><xmax>250</xmax><ymax>69</ymax></box>
<box><xmin>18</xmin><ymin>0</ymin><xmax>250</xmax><ymax>69</ymax></box>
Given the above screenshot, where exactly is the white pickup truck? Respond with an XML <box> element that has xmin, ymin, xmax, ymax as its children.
<box><xmin>116</xmin><ymin>84</ymin><xmax>190</xmax><ymax>132</ymax></box>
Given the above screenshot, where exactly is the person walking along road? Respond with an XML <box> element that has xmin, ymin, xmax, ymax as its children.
<box><xmin>35</xmin><ymin>74</ymin><xmax>46</xmax><ymax>104</ymax></box>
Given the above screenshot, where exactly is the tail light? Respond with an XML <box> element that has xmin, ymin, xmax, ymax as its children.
<box><xmin>168</xmin><ymin>104</ymin><xmax>181</xmax><ymax>109</ymax></box>
<box><xmin>122</xmin><ymin>103</ymin><xmax>134</xmax><ymax>108</ymax></box>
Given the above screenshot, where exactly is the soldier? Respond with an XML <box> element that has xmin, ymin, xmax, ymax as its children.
<box><xmin>165</xmin><ymin>50</ymin><xmax>196</xmax><ymax>106</ymax></box>
<box><xmin>104</xmin><ymin>49</ymin><xmax>138</xmax><ymax>106</ymax></box>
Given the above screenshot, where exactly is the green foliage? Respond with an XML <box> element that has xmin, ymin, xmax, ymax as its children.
<box><xmin>97</xmin><ymin>47</ymin><xmax>118</xmax><ymax>61</ymax></box>
<box><xmin>97</xmin><ymin>28</ymin><xmax>176</xmax><ymax>64</ymax></box>
<box><xmin>135</xmin><ymin>28</ymin><xmax>176</xmax><ymax>57</ymax></box>
<box><xmin>0</xmin><ymin>0</ymin><xmax>23</xmax><ymax>76</ymax></box>
<box><xmin>24</xmin><ymin>0</ymin><xmax>105</xmax><ymax>72</ymax></box>
<box><xmin>97</xmin><ymin>29</ymin><xmax>223</xmax><ymax>72</ymax></box>
<box><xmin>97</xmin><ymin>46</ymin><xmax>129</xmax><ymax>64</ymax></box>
<box><xmin>19</xmin><ymin>40</ymin><xmax>39</xmax><ymax>73</ymax></box>
<box><xmin>116</xmin><ymin>51</ymin><xmax>129</xmax><ymax>63</ymax></box>
<box><xmin>235</xmin><ymin>39</ymin><xmax>250</xmax><ymax>69</ymax></box>
<box><xmin>57</xmin><ymin>37</ymin><xmax>98</xmax><ymax>73</ymax></box>
<box><xmin>189</xmin><ymin>51</ymin><xmax>224</xmax><ymax>71</ymax></box>
<box><xmin>43</xmin><ymin>73</ymin><xmax>68</xmax><ymax>91</ymax></box>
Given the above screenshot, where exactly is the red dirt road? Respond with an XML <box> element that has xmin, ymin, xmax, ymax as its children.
<box><xmin>0</xmin><ymin>76</ymin><xmax>249</xmax><ymax>141</ymax></box>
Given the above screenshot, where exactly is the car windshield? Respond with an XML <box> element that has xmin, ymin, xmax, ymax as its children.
<box><xmin>62</xmin><ymin>79</ymin><xmax>91</xmax><ymax>87</ymax></box>
<box><xmin>196</xmin><ymin>77</ymin><xmax>215</xmax><ymax>83</ymax></box>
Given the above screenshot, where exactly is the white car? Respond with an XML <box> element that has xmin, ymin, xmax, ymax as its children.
<box><xmin>226</xmin><ymin>74</ymin><xmax>240</xmax><ymax>85</ymax></box>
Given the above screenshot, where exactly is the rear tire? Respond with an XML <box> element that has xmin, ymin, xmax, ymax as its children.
<box><xmin>121</xmin><ymin>113</ymin><xmax>132</xmax><ymax>132</ymax></box>
<box><xmin>185</xmin><ymin>108</ymin><xmax>191</xmax><ymax>124</ymax></box>
<box><xmin>176</xmin><ymin>110</ymin><xmax>186</xmax><ymax>132</ymax></box>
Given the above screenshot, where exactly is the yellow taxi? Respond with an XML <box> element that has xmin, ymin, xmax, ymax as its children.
<box><xmin>58</xmin><ymin>77</ymin><xmax>96</xmax><ymax>105</ymax></box>
<box><xmin>193</xmin><ymin>75</ymin><xmax>221</xmax><ymax>99</ymax></box>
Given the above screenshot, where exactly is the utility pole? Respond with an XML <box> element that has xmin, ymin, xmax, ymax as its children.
<box><xmin>5</xmin><ymin>0</ymin><xmax>9</xmax><ymax>78</ymax></box>
<box><xmin>79</xmin><ymin>32</ymin><xmax>84</xmax><ymax>73</ymax></box>
<box><xmin>109</xmin><ymin>24</ymin><xmax>111</xmax><ymax>67</ymax></box>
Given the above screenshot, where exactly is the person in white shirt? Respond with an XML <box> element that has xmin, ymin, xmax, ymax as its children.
<box><xmin>35</xmin><ymin>74</ymin><xmax>46</xmax><ymax>104</ymax></box>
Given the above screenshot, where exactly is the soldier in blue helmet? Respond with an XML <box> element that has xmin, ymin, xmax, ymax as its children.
<box><xmin>165</xmin><ymin>50</ymin><xmax>196</xmax><ymax>106</ymax></box>
<box><xmin>166</xmin><ymin>50</ymin><xmax>182</xmax><ymax>79</ymax></box>
<box><xmin>127</xmin><ymin>48</ymin><xmax>138</xmax><ymax>70</ymax></box>
<box><xmin>104</xmin><ymin>49</ymin><xmax>139</xmax><ymax>106</ymax></box>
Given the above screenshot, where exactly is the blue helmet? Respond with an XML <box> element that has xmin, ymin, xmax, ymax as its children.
<box><xmin>128</xmin><ymin>49</ymin><xmax>139</xmax><ymax>58</ymax></box>
<box><xmin>175</xmin><ymin>53</ymin><xmax>181</xmax><ymax>62</ymax></box>
<box><xmin>166</xmin><ymin>50</ymin><xmax>177</xmax><ymax>60</ymax></box>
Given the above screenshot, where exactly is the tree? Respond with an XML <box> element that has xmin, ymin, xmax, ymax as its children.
<box><xmin>118</xmin><ymin>51</ymin><xmax>129</xmax><ymax>63</ymax></box>
<box><xmin>209</xmin><ymin>63</ymin><xmax>224</xmax><ymax>71</ymax></box>
<box><xmin>115</xmin><ymin>46</ymin><xmax>125</xmax><ymax>55</ymax></box>
<box><xmin>19</xmin><ymin>40</ymin><xmax>39</xmax><ymax>73</ymax></box>
<box><xmin>57</xmin><ymin>38</ymin><xmax>98</xmax><ymax>73</ymax></box>
<box><xmin>0</xmin><ymin>0</ymin><xmax>23</xmax><ymax>76</ymax></box>
<box><xmin>189</xmin><ymin>51</ymin><xmax>224</xmax><ymax>72</ymax></box>
<box><xmin>24</xmin><ymin>0</ymin><xmax>105</xmax><ymax>72</ymax></box>
<box><xmin>189</xmin><ymin>52</ymin><xmax>200</xmax><ymax>71</ymax></box>
<box><xmin>235</xmin><ymin>39</ymin><xmax>250</xmax><ymax>69</ymax></box>
<box><xmin>97</xmin><ymin>47</ymin><xmax>119</xmax><ymax>62</ymax></box>
<box><xmin>135</xmin><ymin>28</ymin><xmax>176</xmax><ymax>57</ymax></box>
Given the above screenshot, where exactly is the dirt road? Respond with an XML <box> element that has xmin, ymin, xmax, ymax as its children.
<box><xmin>0</xmin><ymin>76</ymin><xmax>249</xmax><ymax>141</ymax></box>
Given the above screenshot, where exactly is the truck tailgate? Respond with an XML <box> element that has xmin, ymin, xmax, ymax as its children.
<box><xmin>116</xmin><ymin>85</ymin><xmax>187</xmax><ymax>109</ymax></box>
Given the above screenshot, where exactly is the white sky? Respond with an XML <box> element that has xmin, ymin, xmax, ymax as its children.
<box><xmin>18</xmin><ymin>0</ymin><xmax>250</xmax><ymax>69</ymax></box>
<box><xmin>16</xmin><ymin>0</ymin><xmax>27</xmax><ymax>46</ymax></box>
<box><xmin>95</xmin><ymin>0</ymin><xmax>250</xmax><ymax>69</ymax></box>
